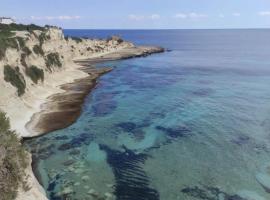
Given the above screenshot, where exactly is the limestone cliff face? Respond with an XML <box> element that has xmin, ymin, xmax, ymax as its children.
<box><xmin>0</xmin><ymin>26</ymin><xmax>133</xmax><ymax>137</ymax></box>
<box><xmin>0</xmin><ymin>27</ymin><xmax>132</xmax><ymax>97</ymax></box>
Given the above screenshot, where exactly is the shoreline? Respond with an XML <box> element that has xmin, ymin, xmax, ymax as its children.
<box><xmin>21</xmin><ymin>45</ymin><xmax>164</xmax><ymax>200</ymax></box>
<box><xmin>24</xmin><ymin>46</ymin><xmax>164</xmax><ymax>138</ymax></box>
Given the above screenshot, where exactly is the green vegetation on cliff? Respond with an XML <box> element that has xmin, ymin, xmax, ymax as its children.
<box><xmin>4</xmin><ymin>65</ymin><xmax>26</xmax><ymax>96</ymax></box>
<box><xmin>0</xmin><ymin>111</ymin><xmax>29</xmax><ymax>200</ymax></box>
<box><xmin>45</xmin><ymin>52</ymin><xmax>62</xmax><ymax>71</ymax></box>
<box><xmin>0</xmin><ymin>36</ymin><xmax>17</xmax><ymax>60</ymax></box>
<box><xmin>65</xmin><ymin>36</ymin><xmax>83</xmax><ymax>43</ymax></box>
<box><xmin>26</xmin><ymin>65</ymin><xmax>44</xmax><ymax>84</ymax></box>
<box><xmin>0</xmin><ymin>23</ymin><xmax>44</xmax><ymax>60</ymax></box>
<box><xmin>33</xmin><ymin>44</ymin><xmax>44</xmax><ymax>55</ymax></box>
<box><xmin>38</xmin><ymin>32</ymin><xmax>50</xmax><ymax>46</ymax></box>
<box><xmin>0</xmin><ymin>23</ymin><xmax>44</xmax><ymax>32</ymax></box>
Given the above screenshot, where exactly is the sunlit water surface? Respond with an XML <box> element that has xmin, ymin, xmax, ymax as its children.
<box><xmin>25</xmin><ymin>29</ymin><xmax>270</xmax><ymax>200</ymax></box>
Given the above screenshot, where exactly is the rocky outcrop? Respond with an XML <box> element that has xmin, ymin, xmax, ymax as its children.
<box><xmin>0</xmin><ymin>25</ymin><xmax>133</xmax><ymax>137</ymax></box>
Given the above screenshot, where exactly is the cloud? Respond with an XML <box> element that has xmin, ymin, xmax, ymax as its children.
<box><xmin>150</xmin><ymin>14</ymin><xmax>161</xmax><ymax>20</ymax></box>
<box><xmin>232</xmin><ymin>13</ymin><xmax>241</xmax><ymax>17</ymax></box>
<box><xmin>30</xmin><ymin>15</ymin><xmax>81</xmax><ymax>20</ymax></box>
<box><xmin>258</xmin><ymin>11</ymin><xmax>270</xmax><ymax>16</ymax></box>
<box><xmin>128</xmin><ymin>14</ymin><xmax>161</xmax><ymax>21</ymax></box>
<box><xmin>174</xmin><ymin>12</ymin><xmax>208</xmax><ymax>19</ymax></box>
<box><xmin>174</xmin><ymin>13</ymin><xmax>187</xmax><ymax>19</ymax></box>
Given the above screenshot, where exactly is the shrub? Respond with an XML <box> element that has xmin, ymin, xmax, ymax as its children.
<box><xmin>0</xmin><ymin>37</ymin><xmax>18</xmax><ymax>60</ymax></box>
<box><xmin>22</xmin><ymin>46</ymin><xmax>32</xmax><ymax>56</ymax></box>
<box><xmin>17</xmin><ymin>37</ymin><xmax>25</xmax><ymax>49</ymax></box>
<box><xmin>4</xmin><ymin>65</ymin><xmax>26</xmax><ymax>96</ymax></box>
<box><xmin>0</xmin><ymin>24</ymin><xmax>45</xmax><ymax>60</ymax></box>
<box><xmin>65</xmin><ymin>36</ymin><xmax>82</xmax><ymax>43</ymax></box>
<box><xmin>87</xmin><ymin>47</ymin><xmax>93</xmax><ymax>51</ymax></box>
<box><xmin>0</xmin><ymin>23</ymin><xmax>44</xmax><ymax>32</ymax></box>
<box><xmin>0</xmin><ymin>36</ymin><xmax>28</xmax><ymax>61</ymax></box>
<box><xmin>45</xmin><ymin>53</ymin><xmax>62</xmax><ymax>71</ymax></box>
<box><xmin>33</xmin><ymin>45</ymin><xmax>44</xmax><ymax>56</ymax></box>
<box><xmin>26</xmin><ymin>65</ymin><xmax>44</xmax><ymax>84</ymax></box>
<box><xmin>107</xmin><ymin>36</ymin><xmax>124</xmax><ymax>43</ymax></box>
<box><xmin>0</xmin><ymin>111</ymin><xmax>29</xmax><ymax>200</ymax></box>
<box><xmin>20</xmin><ymin>53</ymin><xmax>27</xmax><ymax>68</ymax></box>
<box><xmin>38</xmin><ymin>32</ymin><xmax>50</xmax><ymax>46</ymax></box>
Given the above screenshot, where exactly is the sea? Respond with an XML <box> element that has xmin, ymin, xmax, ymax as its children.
<box><xmin>25</xmin><ymin>29</ymin><xmax>270</xmax><ymax>200</ymax></box>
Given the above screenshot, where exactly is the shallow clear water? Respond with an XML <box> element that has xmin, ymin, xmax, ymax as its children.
<box><xmin>26</xmin><ymin>29</ymin><xmax>270</xmax><ymax>200</ymax></box>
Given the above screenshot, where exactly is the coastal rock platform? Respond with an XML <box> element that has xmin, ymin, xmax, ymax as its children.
<box><xmin>25</xmin><ymin>46</ymin><xmax>164</xmax><ymax>137</ymax></box>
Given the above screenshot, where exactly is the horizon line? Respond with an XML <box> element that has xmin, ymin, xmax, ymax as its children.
<box><xmin>63</xmin><ymin>27</ymin><xmax>270</xmax><ymax>30</ymax></box>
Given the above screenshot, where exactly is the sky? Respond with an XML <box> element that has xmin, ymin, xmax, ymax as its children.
<box><xmin>1</xmin><ymin>0</ymin><xmax>270</xmax><ymax>29</ymax></box>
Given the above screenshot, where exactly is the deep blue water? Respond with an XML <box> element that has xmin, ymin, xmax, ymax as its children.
<box><xmin>26</xmin><ymin>29</ymin><xmax>270</xmax><ymax>200</ymax></box>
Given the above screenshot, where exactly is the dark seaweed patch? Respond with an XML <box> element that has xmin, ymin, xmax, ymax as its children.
<box><xmin>29</xmin><ymin>143</ymin><xmax>56</xmax><ymax>160</ymax></box>
<box><xmin>115</xmin><ymin>121</ymin><xmax>150</xmax><ymax>141</ymax></box>
<box><xmin>91</xmin><ymin>100</ymin><xmax>117</xmax><ymax>117</ymax></box>
<box><xmin>100</xmin><ymin>145</ymin><xmax>159</xmax><ymax>200</ymax></box>
<box><xmin>116</xmin><ymin>122</ymin><xmax>137</xmax><ymax>132</ymax></box>
<box><xmin>58</xmin><ymin>133</ymin><xmax>94</xmax><ymax>151</ymax></box>
<box><xmin>156</xmin><ymin>125</ymin><xmax>191</xmax><ymax>139</ymax></box>
<box><xmin>47</xmin><ymin>180</ymin><xmax>57</xmax><ymax>192</ymax></box>
<box><xmin>231</xmin><ymin>135</ymin><xmax>250</xmax><ymax>146</ymax></box>
<box><xmin>54</xmin><ymin>135</ymin><xmax>69</xmax><ymax>140</ymax></box>
<box><xmin>181</xmin><ymin>186</ymin><xmax>246</xmax><ymax>200</ymax></box>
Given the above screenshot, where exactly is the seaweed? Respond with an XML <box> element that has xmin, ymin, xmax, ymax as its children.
<box><xmin>100</xmin><ymin>145</ymin><xmax>160</xmax><ymax>200</ymax></box>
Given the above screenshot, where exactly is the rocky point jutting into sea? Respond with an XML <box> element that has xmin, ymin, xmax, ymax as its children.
<box><xmin>0</xmin><ymin>23</ymin><xmax>164</xmax><ymax>200</ymax></box>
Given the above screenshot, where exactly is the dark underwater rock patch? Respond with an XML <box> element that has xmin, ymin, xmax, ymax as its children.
<box><xmin>156</xmin><ymin>125</ymin><xmax>191</xmax><ymax>139</ymax></box>
<box><xmin>69</xmin><ymin>149</ymin><xmax>81</xmax><ymax>156</ymax></box>
<box><xmin>231</xmin><ymin>135</ymin><xmax>250</xmax><ymax>146</ymax></box>
<box><xmin>115</xmin><ymin>121</ymin><xmax>150</xmax><ymax>141</ymax></box>
<box><xmin>181</xmin><ymin>186</ymin><xmax>246</xmax><ymax>200</ymax></box>
<box><xmin>100</xmin><ymin>145</ymin><xmax>160</xmax><ymax>200</ymax></box>
<box><xmin>116</xmin><ymin>122</ymin><xmax>137</xmax><ymax>132</ymax></box>
<box><xmin>54</xmin><ymin>135</ymin><xmax>69</xmax><ymax>140</ymax></box>
<box><xmin>29</xmin><ymin>143</ymin><xmax>56</xmax><ymax>160</ymax></box>
<box><xmin>91</xmin><ymin>100</ymin><xmax>117</xmax><ymax>117</ymax></box>
<box><xmin>58</xmin><ymin>133</ymin><xmax>94</xmax><ymax>151</ymax></box>
<box><xmin>62</xmin><ymin>159</ymin><xmax>76</xmax><ymax>166</ymax></box>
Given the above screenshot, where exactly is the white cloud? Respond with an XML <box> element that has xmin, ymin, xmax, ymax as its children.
<box><xmin>233</xmin><ymin>13</ymin><xmax>241</xmax><ymax>17</ymax></box>
<box><xmin>174</xmin><ymin>12</ymin><xmax>207</xmax><ymax>19</ymax></box>
<box><xmin>174</xmin><ymin>13</ymin><xmax>187</xmax><ymax>19</ymax></box>
<box><xmin>150</xmin><ymin>14</ymin><xmax>161</xmax><ymax>20</ymax></box>
<box><xmin>30</xmin><ymin>15</ymin><xmax>81</xmax><ymax>20</ymax></box>
<box><xmin>128</xmin><ymin>14</ymin><xmax>161</xmax><ymax>21</ymax></box>
<box><xmin>258</xmin><ymin>11</ymin><xmax>270</xmax><ymax>16</ymax></box>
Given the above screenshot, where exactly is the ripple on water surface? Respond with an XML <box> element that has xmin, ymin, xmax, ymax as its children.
<box><xmin>25</xmin><ymin>29</ymin><xmax>270</xmax><ymax>200</ymax></box>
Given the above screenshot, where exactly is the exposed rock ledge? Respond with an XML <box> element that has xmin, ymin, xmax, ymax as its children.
<box><xmin>25</xmin><ymin>46</ymin><xmax>164</xmax><ymax>137</ymax></box>
<box><xmin>0</xmin><ymin>24</ymin><xmax>164</xmax><ymax>200</ymax></box>
<box><xmin>21</xmin><ymin>45</ymin><xmax>164</xmax><ymax>200</ymax></box>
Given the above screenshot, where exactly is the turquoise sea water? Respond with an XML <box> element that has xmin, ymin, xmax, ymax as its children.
<box><xmin>26</xmin><ymin>29</ymin><xmax>270</xmax><ymax>200</ymax></box>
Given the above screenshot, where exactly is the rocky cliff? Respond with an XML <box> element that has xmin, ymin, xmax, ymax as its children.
<box><xmin>0</xmin><ymin>24</ymin><xmax>133</xmax><ymax>136</ymax></box>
